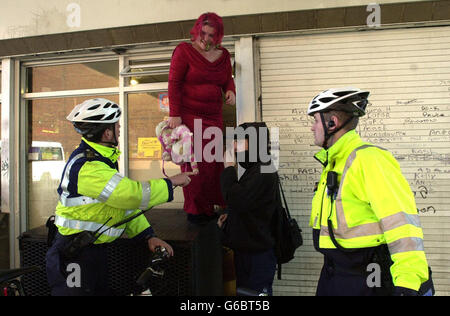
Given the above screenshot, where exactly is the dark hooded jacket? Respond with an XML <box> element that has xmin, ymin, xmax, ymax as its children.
<box><xmin>220</xmin><ymin>122</ymin><xmax>278</xmax><ymax>252</ymax></box>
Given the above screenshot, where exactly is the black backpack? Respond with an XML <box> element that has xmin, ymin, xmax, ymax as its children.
<box><xmin>273</xmin><ymin>174</ymin><xmax>303</xmax><ymax>279</ymax></box>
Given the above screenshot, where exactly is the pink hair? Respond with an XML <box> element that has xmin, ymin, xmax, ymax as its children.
<box><xmin>190</xmin><ymin>12</ymin><xmax>224</xmax><ymax>45</ymax></box>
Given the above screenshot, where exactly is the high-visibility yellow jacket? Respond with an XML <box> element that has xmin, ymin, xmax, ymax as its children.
<box><xmin>310</xmin><ymin>130</ymin><xmax>429</xmax><ymax>291</ymax></box>
<box><xmin>55</xmin><ymin>138</ymin><xmax>173</xmax><ymax>244</ymax></box>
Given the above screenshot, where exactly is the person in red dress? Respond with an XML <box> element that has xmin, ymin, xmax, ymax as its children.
<box><xmin>168</xmin><ymin>12</ymin><xmax>236</xmax><ymax>224</ymax></box>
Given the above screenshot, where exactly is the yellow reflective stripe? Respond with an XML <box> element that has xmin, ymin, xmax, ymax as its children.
<box><xmin>380</xmin><ymin>212</ymin><xmax>421</xmax><ymax>232</ymax></box>
<box><xmin>313</xmin><ymin>216</ymin><xmax>319</xmax><ymax>228</ymax></box>
<box><xmin>319</xmin><ymin>233</ymin><xmax>384</xmax><ymax>249</ymax></box>
<box><xmin>320</xmin><ymin>222</ymin><xmax>383</xmax><ymax>239</ymax></box>
<box><xmin>332</xmin><ymin>144</ymin><xmax>386</xmax><ymax>240</ymax></box>
<box><xmin>97</xmin><ymin>173</ymin><xmax>124</xmax><ymax>202</ymax></box>
<box><xmin>60</xmin><ymin>195</ymin><xmax>100</xmax><ymax>207</ymax></box>
<box><xmin>54</xmin><ymin>215</ymin><xmax>124</xmax><ymax>238</ymax></box>
<box><xmin>139</xmin><ymin>181</ymin><xmax>151</xmax><ymax>210</ymax></box>
<box><xmin>321</xmin><ymin>144</ymin><xmax>426</xmax><ymax>254</ymax></box>
<box><xmin>60</xmin><ymin>153</ymin><xmax>85</xmax><ymax>201</ymax></box>
<box><xmin>388</xmin><ymin>237</ymin><xmax>424</xmax><ymax>254</ymax></box>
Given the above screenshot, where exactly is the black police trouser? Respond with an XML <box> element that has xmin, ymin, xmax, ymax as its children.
<box><xmin>234</xmin><ymin>248</ymin><xmax>277</xmax><ymax>296</ymax></box>
<box><xmin>46</xmin><ymin>232</ymin><xmax>109</xmax><ymax>296</ymax></box>
<box><xmin>313</xmin><ymin>229</ymin><xmax>393</xmax><ymax>296</ymax></box>
<box><xmin>316</xmin><ymin>255</ymin><xmax>379</xmax><ymax>296</ymax></box>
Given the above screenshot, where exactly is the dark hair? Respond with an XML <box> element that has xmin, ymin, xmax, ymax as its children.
<box><xmin>234</xmin><ymin>122</ymin><xmax>271</xmax><ymax>164</ymax></box>
<box><xmin>73</xmin><ymin>122</ymin><xmax>114</xmax><ymax>142</ymax></box>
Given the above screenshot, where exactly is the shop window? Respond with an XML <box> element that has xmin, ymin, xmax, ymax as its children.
<box><xmin>127</xmin><ymin>92</ymin><xmax>185</xmax><ymax>207</ymax></box>
<box><xmin>26</xmin><ymin>61</ymin><xmax>119</xmax><ymax>93</ymax></box>
<box><xmin>127</xmin><ymin>90</ymin><xmax>236</xmax><ymax>209</ymax></box>
<box><xmin>121</xmin><ymin>59</ymin><xmax>170</xmax><ymax>86</ymax></box>
<box><xmin>24</xmin><ymin>48</ymin><xmax>236</xmax><ymax>227</ymax></box>
<box><xmin>27</xmin><ymin>95</ymin><xmax>119</xmax><ymax>229</ymax></box>
<box><xmin>128</xmin><ymin>92</ymin><xmax>168</xmax><ymax>160</ymax></box>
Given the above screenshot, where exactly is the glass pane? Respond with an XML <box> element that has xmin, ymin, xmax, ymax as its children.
<box><xmin>128</xmin><ymin>92</ymin><xmax>169</xmax><ymax>160</ymax></box>
<box><xmin>127</xmin><ymin>91</ymin><xmax>236</xmax><ymax>210</ymax></box>
<box><xmin>27</xmin><ymin>95</ymin><xmax>119</xmax><ymax>228</ymax></box>
<box><xmin>27</xmin><ymin>61</ymin><xmax>119</xmax><ymax>93</ymax></box>
<box><xmin>126</xmin><ymin>59</ymin><xmax>169</xmax><ymax>85</ymax></box>
<box><xmin>127</xmin><ymin>92</ymin><xmax>184</xmax><ymax>208</ymax></box>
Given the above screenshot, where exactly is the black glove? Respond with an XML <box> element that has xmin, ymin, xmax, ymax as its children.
<box><xmin>393</xmin><ymin>286</ymin><xmax>419</xmax><ymax>296</ymax></box>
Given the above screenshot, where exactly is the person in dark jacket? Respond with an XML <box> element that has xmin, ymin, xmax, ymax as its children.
<box><xmin>218</xmin><ymin>122</ymin><xmax>278</xmax><ymax>295</ymax></box>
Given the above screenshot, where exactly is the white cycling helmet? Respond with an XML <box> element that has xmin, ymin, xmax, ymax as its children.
<box><xmin>307</xmin><ymin>87</ymin><xmax>369</xmax><ymax>117</ymax></box>
<box><xmin>67</xmin><ymin>98</ymin><xmax>121</xmax><ymax>123</ymax></box>
<box><xmin>67</xmin><ymin>98</ymin><xmax>121</xmax><ymax>144</ymax></box>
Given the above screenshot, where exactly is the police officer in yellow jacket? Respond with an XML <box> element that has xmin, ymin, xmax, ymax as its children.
<box><xmin>307</xmin><ymin>88</ymin><xmax>432</xmax><ymax>296</ymax></box>
<box><xmin>46</xmin><ymin>98</ymin><xmax>194</xmax><ymax>296</ymax></box>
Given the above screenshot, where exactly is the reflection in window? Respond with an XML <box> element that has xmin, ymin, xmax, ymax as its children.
<box><xmin>124</xmin><ymin>59</ymin><xmax>170</xmax><ymax>86</ymax></box>
<box><xmin>127</xmin><ymin>91</ymin><xmax>236</xmax><ymax>209</ymax></box>
<box><xmin>128</xmin><ymin>92</ymin><xmax>169</xmax><ymax>160</ymax></box>
<box><xmin>27</xmin><ymin>95</ymin><xmax>119</xmax><ymax>228</ymax></box>
<box><xmin>27</xmin><ymin>61</ymin><xmax>119</xmax><ymax>93</ymax></box>
<box><xmin>127</xmin><ymin>92</ymin><xmax>184</xmax><ymax>208</ymax></box>
<box><xmin>28</xmin><ymin>143</ymin><xmax>64</xmax><ymax>161</ymax></box>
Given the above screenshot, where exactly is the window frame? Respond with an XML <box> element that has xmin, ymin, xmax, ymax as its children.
<box><xmin>19</xmin><ymin>50</ymin><xmax>175</xmax><ymax>231</ymax></box>
<box><xmin>17</xmin><ymin>38</ymin><xmax>237</xmax><ymax>231</ymax></box>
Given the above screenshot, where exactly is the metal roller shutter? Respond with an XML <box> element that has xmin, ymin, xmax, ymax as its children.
<box><xmin>259</xmin><ymin>26</ymin><xmax>450</xmax><ymax>296</ymax></box>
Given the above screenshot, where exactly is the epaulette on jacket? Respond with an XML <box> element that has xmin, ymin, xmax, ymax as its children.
<box><xmin>84</xmin><ymin>148</ymin><xmax>100</xmax><ymax>161</ymax></box>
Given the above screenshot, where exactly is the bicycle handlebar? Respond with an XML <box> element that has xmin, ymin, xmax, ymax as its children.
<box><xmin>0</xmin><ymin>266</ymin><xmax>41</xmax><ymax>285</ymax></box>
<box><xmin>136</xmin><ymin>246</ymin><xmax>170</xmax><ymax>287</ymax></box>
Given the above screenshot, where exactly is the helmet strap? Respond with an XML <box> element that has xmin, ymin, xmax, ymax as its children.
<box><xmin>109</xmin><ymin>125</ymin><xmax>119</xmax><ymax>147</ymax></box>
<box><xmin>99</xmin><ymin>124</ymin><xmax>119</xmax><ymax>147</ymax></box>
<box><xmin>320</xmin><ymin>112</ymin><xmax>330</xmax><ymax>149</ymax></box>
<box><xmin>320</xmin><ymin>112</ymin><xmax>355</xmax><ymax>149</ymax></box>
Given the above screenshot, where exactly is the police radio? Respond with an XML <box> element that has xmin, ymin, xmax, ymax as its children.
<box><xmin>326</xmin><ymin>171</ymin><xmax>338</xmax><ymax>198</ymax></box>
<box><xmin>325</xmin><ymin>171</ymin><xmax>357</xmax><ymax>253</ymax></box>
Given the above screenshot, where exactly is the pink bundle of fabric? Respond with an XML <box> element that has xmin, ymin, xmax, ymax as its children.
<box><xmin>155</xmin><ymin>120</ymin><xmax>199</xmax><ymax>177</ymax></box>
